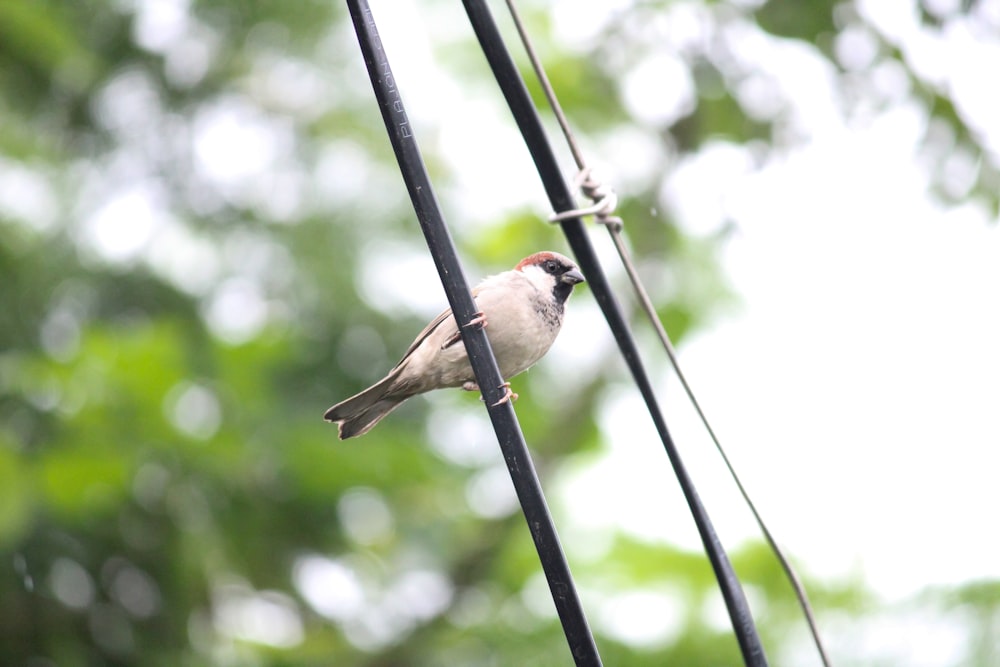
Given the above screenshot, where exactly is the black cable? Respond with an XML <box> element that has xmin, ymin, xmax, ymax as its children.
<box><xmin>345</xmin><ymin>2</ymin><xmax>602</xmax><ymax>665</ymax></box>
<box><xmin>460</xmin><ymin>2</ymin><xmax>769</xmax><ymax>665</ymax></box>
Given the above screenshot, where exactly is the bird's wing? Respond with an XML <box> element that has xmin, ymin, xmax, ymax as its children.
<box><xmin>391</xmin><ymin>307</ymin><xmax>455</xmax><ymax>371</ymax></box>
<box><xmin>391</xmin><ymin>286</ymin><xmax>484</xmax><ymax>370</ymax></box>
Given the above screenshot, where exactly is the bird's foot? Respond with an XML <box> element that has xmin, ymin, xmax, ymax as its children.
<box><xmin>491</xmin><ymin>382</ymin><xmax>518</xmax><ymax>407</ymax></box>
<box><xmin>463</xmin><ymin>311</ymin><xmax>488</xmax><ymax>330</ymax></box>
<box><xmin>466</xmin><ymin>381</ymin><xmax>517</xmax><ymax>406</ymax></box>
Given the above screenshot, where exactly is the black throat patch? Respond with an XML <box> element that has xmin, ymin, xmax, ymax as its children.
<box><xmin>535</xmin><ymin>293</ymin><xmax>565</xmax><ymax>329</ymax></box>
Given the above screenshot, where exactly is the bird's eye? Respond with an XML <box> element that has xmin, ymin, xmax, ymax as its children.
<box><xmin>545</xmin><ymin>260</ymin><xmax>559</xmax><ymax>273</ymax></box>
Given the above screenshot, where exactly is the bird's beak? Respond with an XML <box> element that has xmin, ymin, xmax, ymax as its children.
<box><xmin>561</xmin><ymin>268</ymin><xmax>585</xmax><ymax>285</ymax></box>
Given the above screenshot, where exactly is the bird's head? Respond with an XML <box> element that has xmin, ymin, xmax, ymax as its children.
<box><xmin>515</xmin><ymin>251</ymin><xmax>585</xmax><ymax>304</ymax></box>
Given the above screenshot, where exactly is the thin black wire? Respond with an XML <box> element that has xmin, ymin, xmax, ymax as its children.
<box><xmin>502</xmin><ymin>2</ymin><xmax>833</xmax><ymax>665</ymax></box>
<box><xmin>461</xmin><ymin>1</ymin><xmax>769</xmax><ymax>665</ymax></box>
<box><xmin>344</xmin><ymin>2</ymin><xmax>602</xmax><ymax>665</ymax></box>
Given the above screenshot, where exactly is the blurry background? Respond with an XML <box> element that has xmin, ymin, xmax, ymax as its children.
<box><xmin>2</xmin><ymin>0</ymin><xmax>999</xmax><ymax>665</ymax></box>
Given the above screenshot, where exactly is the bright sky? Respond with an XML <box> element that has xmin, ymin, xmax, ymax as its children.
<box><xmin>675</xmin><ymin>126</ymin><xmax>999</xmax><ymax>595</ymax></box>
<box><xmin>562</xmin><ymin>119</ymin><xmax>1000</xmax><ymax>596</ymax></box>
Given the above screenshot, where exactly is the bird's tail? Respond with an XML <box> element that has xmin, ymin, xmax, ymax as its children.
<box><xmin>324</xmin><ymin>374</ymin><xmax>408</xmax><ymax>439</ymax></box>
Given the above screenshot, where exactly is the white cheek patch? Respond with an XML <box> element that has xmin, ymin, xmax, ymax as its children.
<box><xmin>520</xmin><ymin>265</ymin><xmax>552</xmax><ymax>294</ymax></box>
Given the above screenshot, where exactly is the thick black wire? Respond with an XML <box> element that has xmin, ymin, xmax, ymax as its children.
<box><xmin>460</xmin><ymin>1</ymin><xmax>769</xmax><ymax>665</ymax></box>
<box><xmin>501</xmin><ymin>3</ymin><xmax>830</xmax><ymax>661</ymax></box>
<box><xmin>345</xmin><ymin>2</ymin><xmax>602</xmax><ymax>665</ymax></box>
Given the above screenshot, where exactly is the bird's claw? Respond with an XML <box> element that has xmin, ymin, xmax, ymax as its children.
<box><xmin>491</xmin><ymin>382</ymin><xmax>518</xmax><ymax>407</ymax></box>
<box><xmin>463</xmin><ymin>311</ymin><xmax>488</xmax><ymax>330</ymax></box>
<box><xmin>467</xmin><ymin>381</ymin><xmax>517</xmax><ymax>406</ymax></box>
<box><xmin>443</xmin><ymin>313</ymin><xmax>489</xmax><ymax>350</ymax></box>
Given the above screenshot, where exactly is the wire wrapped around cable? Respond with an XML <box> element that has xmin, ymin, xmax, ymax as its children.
<box><xmin>460</xmin><ymin>1</ymin><xmax>769</xmax><ymax>665</ymax></box>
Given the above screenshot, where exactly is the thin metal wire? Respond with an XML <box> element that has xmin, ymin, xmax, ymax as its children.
<box><xmin>504</xmin><ymin>1</ymin><xmax>833</xmax><ymax>666</ymax></box>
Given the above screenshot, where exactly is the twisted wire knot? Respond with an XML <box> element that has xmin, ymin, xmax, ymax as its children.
<box><xmin>549</xmin><ymin>167</ymin><xmax>624</xmax><ymax>232</ymax></box>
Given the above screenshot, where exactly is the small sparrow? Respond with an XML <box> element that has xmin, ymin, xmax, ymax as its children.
<box><xmin>325</xmin><ymin>251</ymin><xmax>585</xmax><ymax>439</ymax></box>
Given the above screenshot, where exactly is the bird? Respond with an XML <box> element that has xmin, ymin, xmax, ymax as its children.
<box><xmin>324</xmin><ymin>251</ymin><xmax>585</xmax><ymax>439</ymax></box>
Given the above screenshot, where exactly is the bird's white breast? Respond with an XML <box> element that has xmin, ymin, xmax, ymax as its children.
<box><xmin>473</xmin><ymin>268</ymin><xmax>563</xmax><ymax>379</ymax></box>
<box><xmin>397</xmin><ymin>266</ymin><xmax>566</xmax><ymax>390</ymax></box>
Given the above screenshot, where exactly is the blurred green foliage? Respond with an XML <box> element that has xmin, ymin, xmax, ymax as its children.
<box><xmin>1</xmin><ymin>0</ymin><xmax>997</xmax><ymax>665</ymax></box>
